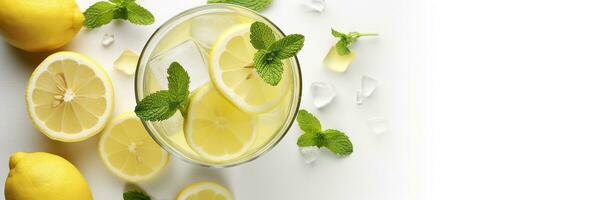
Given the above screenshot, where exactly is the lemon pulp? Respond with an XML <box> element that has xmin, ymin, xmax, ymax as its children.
<box><xmin>185</xmin><ymin>84</ymin><xmax>256</xmax><ymax>162</ymax></box>
<box><xmin>25</xmin><ymin>51</ymin><xmax>114</xmax><ymax>142</ymax></box>
<box><xmin>99</xmin><ymin>112</ymin><xmax>169</xmax><ymax>182</ymax></box>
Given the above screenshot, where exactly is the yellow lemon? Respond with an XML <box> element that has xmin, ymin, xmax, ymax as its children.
<box><xmin>185</xmin><ymin>84</ymin><xmax>256</xmax><ymax>163</ymax></box>
<box><xmin>99</xmin><ymin>112</ymin><xmax>169</xmax><ymax>182</ymax></box>
<box><xmin>0</xmin><ymin>0</ymin><xmax>84</xmax><ymax>52</ymax></box>
<box><xmin>4</xmin><ymin>152</ymin><xmax>93</xmax><ymax>200</ymax></box>
<box><xmin>25</xmin><ymin>52</ymin><xmax>114</xmax><ymax>142</ymax></box>
<box><xmin>209</xmin><ymin>23</ymin><xmax>290</xmax><ymax>113</ymax></box>
<box><xmin>176</xmin><ymin>182</ymin><xmax>233</xmax><ymax>200</ymax></box>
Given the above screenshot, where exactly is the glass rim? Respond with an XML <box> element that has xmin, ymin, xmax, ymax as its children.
<box><xmin>134</xmin><ymin>3</ymin><xmax>303</xmax><ymax>168</ymax></box>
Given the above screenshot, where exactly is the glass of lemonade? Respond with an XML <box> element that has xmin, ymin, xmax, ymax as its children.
<box><xmin>135</xmin><ymin>4</ymin><xmax>302</xmax><ymax>167</ymax></box>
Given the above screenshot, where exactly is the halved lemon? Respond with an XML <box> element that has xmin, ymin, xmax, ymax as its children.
<box><xmin>98</xmin><ymin>112</ymin><xmax>169</xmax><ymax>182</ymax></box>
<box><xmin>25</xmin><ymin>51</ymin><xmax>114</xmax><ymax>142</ymax></box>
<box><xmin>185</xmin><ymin>84</ymin><xmax>256</xmax><ymax>163</ymax></box>
<box><xmin>176</xmin><ymin>182</ymin><xmax>233</xmax><ymax>200</ymax></box>
<box><xmin>209</xmin><ymin>23</ymin><xmax>290</xmax><ymax>113</ymax></box>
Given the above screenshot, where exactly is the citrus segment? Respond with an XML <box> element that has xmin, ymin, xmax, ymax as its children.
<box><xmin>176</xmin><ymin>182</ymin><xmax>233</xmax><ymax>200</ymax></box>
<box><xmin>25</xmin><ymin>51</ymin><xmax>114</xmax><ymax>142</ymax></box>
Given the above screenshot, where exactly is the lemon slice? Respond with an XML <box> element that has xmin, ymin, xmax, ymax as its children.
<box><xmin>25</xmin><ymin>51</ymin><xmax>114</xmax><ymax>142</ymax></box>
<box><xmin>98</xmin><ymin>112</ymin><xmax>169</xmax><ymax>182</ymax></box>
<box><xmin>185</xmin><ymin>84</ymin><xmax>256</xmax><ymax>162</ymax></box>
<box><xmin>209</xmin><ymin>23</ymin><xmax>290</xmax><ymax>113</ymax></box>
<box><xmin>176</xmin><ymin>182</ymin><xmax>233</xmax><ymax>200</ymax></box>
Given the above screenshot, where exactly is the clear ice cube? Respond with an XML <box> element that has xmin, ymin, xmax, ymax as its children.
<box><xmin>361</xmin><ymin>75</ymin><xmax>379</xmax><ymax>97</ymax></box>
<box><xmin>356</xmin><ymin>90</ymin><xmax>363</xmax><ymax>105</ymax></box>
<box><xmin>102</xmin><ymin>32</ymin><xmax>114</xmax><ymax>46</ymax></box>
<box><xmin>299</xmin><ymin>147</ymin><xmax>320</xmax><ymax>164</ymax></box>
<box><xmin>190</xmin><ymin>13</ymin><xmax>248</xmax><ymax>49</ymax></box>
<box><xmin>366</xmin><ymin>117</ymin><xmax>389</xmax><ymax>135</ymax></box>
<box><xmin>148</xmin><ymin>40</ymin><xmax>209</xmax><ymax>91</ymax></box>
<box><xmin>113</xmin><ymin>49</ymin><xmax>138</xmax><ymax>75</ymax></box>
<box><xmin>302</xmin><ymin>0</ymin><xmax>326</xmax><ymax>12</ymax></box>
<box><xmin>324</xmin><ymin>46</ymin><xmax>356</xmax><ymax>72</ymax></box>
<box><xmin>311</xmin><ymin>82</ymin><xmax>336</xmax><ymax>109</ymax></box>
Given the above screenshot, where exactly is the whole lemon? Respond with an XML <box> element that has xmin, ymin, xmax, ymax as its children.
<box><xmin>4</xmin><ymin>152</ymin><xmax>93</xmax><ymax>200</ymax></box>
<box><xmin>0</xmin><ymin>0</ymin><xmax>84</xmax><ymax>52</ymax></box>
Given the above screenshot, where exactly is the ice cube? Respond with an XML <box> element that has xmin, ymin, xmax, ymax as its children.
<box><xmin>302</xmin><ymin>0</ymin><xmax>326</xmax><ymax>12</ymax></box>
<box><xmin>366</xmin><ymin>117</ymin><xmax>389</xmax><ymax>135</ymax></box>
<box><xmin>324</xmin><ymin>46</ymin><xmax>356</xmax><ymax>73</ymax></box>
<box><xmin>190</xmin><ymin>13</ymin><xmax>248</xmax><ymax>49</ymax></box>
<box><xmin>356</xmin><ymin>90</ymin><xmax>363</xmax><ymax>105</ymax></box>
<box><xmin>299</xmin><ymin>147</ymin><xmax>320</xmax><ymax>164</ymax></box>
<box><xmin>113</xmin><ymin>49</ymin><xmax>139</xmax><ymax>76</ymax></box>
<box><xmin>148</xmin><ymin>40</ymin><xmax>209</xmax><ymax>91</ymax></box>
<box><xmin>361</xmin><ymin>75</ymin><xmax>379</xmax><ymax>97</ymax></box>
<box><xmin>102</xmin><ymin>32</ymin><xmax>114</xmax><ymax>46</ymax></box>
<box><xmin>311</xmin><ymin>82</ymin><xmax>336</xmax><ymax>109</ymax></box>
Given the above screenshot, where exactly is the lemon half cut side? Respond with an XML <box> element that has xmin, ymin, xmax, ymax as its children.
<box><xmin>25</xmin><ymin>51</ymin><xmax>114</xmax><ymax>142</ymax></box>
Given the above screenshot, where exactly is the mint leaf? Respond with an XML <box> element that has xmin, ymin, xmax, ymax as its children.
<box><xmin>297</xmin><ymin>132</ymin><xmax>324</xmax><ymax>148</ymax></box>
<box><xmin>268</xmin><ymin>34</ymin><xmax>304</xmax><ymax>59</ymax></box>
<box><xmin>167</xmin><ymin>62</ymin><xmax>190</xmax><ymax>104</ymax></box>
<box><xmin>295</xmin><ymin>109</ymin><xmax>353</xmax><ymax>157</ymax></box>
<box><xmin>123</xmin><ymin>191</ymin><xmax>151</xmax><ymax>200</ymax></box>
<box><xmin>135</xmin><ymin>62</ymin><xmax>191</xmax><ymax>121</ymax></box>
<box><xmin>126</xmin><ymin>2</ymin><xmax>155</xmax><ymax>25</ymax></box>
<box><xmin>253</xmin><ymin>50</ymin><xmax>283</xmax><ymax>86</ymax></box>
<box><xmin>135</xmin><ymin>91</ymin><xmax>177</xmax><ymax>121</ymax></box>
<box><xmin>330</xmin><ymin>28</ymin><xmax>378</xmax><ymax>56</ymax></box>
<box><xmin>322</xmin><ymin>129</ymin><xmax>353</xmax><ymax>156</ymax></box>
<box><xmin>297</xmin><ymin>109</ymin><xmax>321</xmax><ymax>133</ymax></box>
<box><xmin>250</xmin><ymin>21</ymin><xmax>276</xmax><ymax>50</ymax></box>
<box><xmin>83</xmin><ymin>0</ymin><xmax>154</xmax><ymax>28</ymax></box>
<box><xmin>207</xmin><ymin>0</ymin><xmax>273</xmax><ymax>12</ymax></box>
<box><xmin>248</xmin><ymin>22</ymin><xmax>305</xmax><ymax>86</ymax></box>
<box><xmin>83</xmin><ymin>2</ymin><xmax>118</xmax><ymax>28</ymax></box>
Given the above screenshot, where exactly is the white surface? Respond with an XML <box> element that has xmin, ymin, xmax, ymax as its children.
<box><xmin>0</xmin><ymin>0</ymin><xmax>415</xmax><ymax>199</ymax></box>
<box><xmin>8</xmin><ymin>0</ymin><xmax>595</xmax><ymax>199</ymax></box>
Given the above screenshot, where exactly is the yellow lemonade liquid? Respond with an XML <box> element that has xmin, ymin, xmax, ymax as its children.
<box><xmin>137</xmin><ymin>6</ymin><xmax>299</xmax><ymax>166</ymax></box>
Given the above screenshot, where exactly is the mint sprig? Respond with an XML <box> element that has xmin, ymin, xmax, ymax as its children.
<box><xmin>207</xmin><ymin>0</ymin><xmax>273</xmax><ymax>12</ymax></box>
<box><xmin>296</xmin><ymin>109</ymin><xmax>353</xmax><ymax>156</ymax></box>
<box><xmin>84</xmin><ymin>0</ymin><xmax>154</xmax><ymax>28</ymax></box>
<box><xmin>123</xmin><ymin>190</ymin><xmax>151</xmax><ymax>200</ymax></box>
<box><xmin>135</xmin><ymin>62</ymin><xmax>190</xmax><ymax>121</ymax></box>
<box><xmin>331</xmin><ymin>28</ymin><xmax>378</xmax><ymax>56</ymax></box>
<box><xmin>249</xmin><ymin>22</ymin><xmax>304</xmax><ymax>86</ymax></box>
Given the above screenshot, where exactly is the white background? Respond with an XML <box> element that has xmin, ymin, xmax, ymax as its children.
<box><xmin>1</xmin><ymin>0</ymin><xmax>594</xmax><ymax>199</ymax></box>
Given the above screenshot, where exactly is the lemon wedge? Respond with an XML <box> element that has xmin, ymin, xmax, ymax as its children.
<box><xmin>25</xmin><ymin>51</ymin><xmax>114</xmax><ymax>142</ymax></box>
<box><xmin>185</xmin><ymin>84</ymin><xmax>256</xmax><ymax>163</ymax></box>
<box><xmin>98</xmin><ymin>112</ymin><xmax>169</xmax><ymax>182</ymax></box>
<box><xmin>209</xmin><ymin>23</ymin><xmax>290</xmax><ymax>113</ymax></box>
<box><xmin>176</xmin><ymin>182</ymin><xmax>233</xmax><ymax>200</ymax></box>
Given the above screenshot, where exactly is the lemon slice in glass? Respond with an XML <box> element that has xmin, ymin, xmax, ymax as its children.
<box><xmin>25</xmin><ymin>51</ymin><xmax>114</xmax><ymax>142</ymax></box>
<box><xmin>98</xmin><ymin>112</ymin><xmax>169</xmax><ymax>182</ymax></box>
<box><xmin>185</xmin><ymin>84</ymin><xmax>256</xmax><ymax>163</ymax></box>
<box><xmin>209</xmin><ymin>23</ymin><xmax>290</xmax><ymax>113</ymax></box>
<box><xmin>176</xmin><ymin>182</ymin><xmax>233</xmax><ymax>200</ymax></box>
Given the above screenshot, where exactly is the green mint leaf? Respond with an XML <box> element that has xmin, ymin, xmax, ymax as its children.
<box><xmin>330</xmin><ymin>28</ymin><xmax>377</xmax><ymax>56</ymax></box>
<box><xmin>268</xmin><ymin>34</ymin><xmax>304</xmax><ymax>59</ymax></box>
<box><xmin>167</xmin><ymin>62</ymin><xmax>190</xmax><ymax>104</ymax></box>
<box><xmin>134</xmin><ymin>91</ymin><xmax>178</xmax><ymax>121</ymax></box>
<box><xmin>250</xmin><ymin>21</ymin><xmax>276</xmax><ymax>50</ymax></box>
<box><xmin>123</xmin><ymin>190</ymin><xmax>151</xmax><ymax>200</ymax></box>
<box><xmin>322</xmin><ymin>129</ymin><xmax>353</xmax><ymax>156</ymax></box>
<box><xmin>83</xmin><ymin>2</ymin><xmax>117</xmax><ymax>28</ymax></box>
<box><xmin>253</xmin><ymin>50</ymin><xmax>283</xmax><ymax>86</ymax></box>
<box><xmin>126</xmin><ymin>2</ymin><xmax>154</xmax><ymax>25</ymax></box>
<box><xmin>297</xmin><ymin>109</ymin><xmax>321</xmax><ymax>133</ymax></box>
<box><xmin>297</xmin><ymin>132</ymin><xmax>324</xmax><ymax>148</ymax></box>
<box><xmin>335</xmin><ymin>40</ymin><xmax>351</xmax><ymax>55</ymax></box>
<box><xmin>207</xmin><ymin>0</ymin><xmax>273</xmax><ymax>12</ymax></box>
